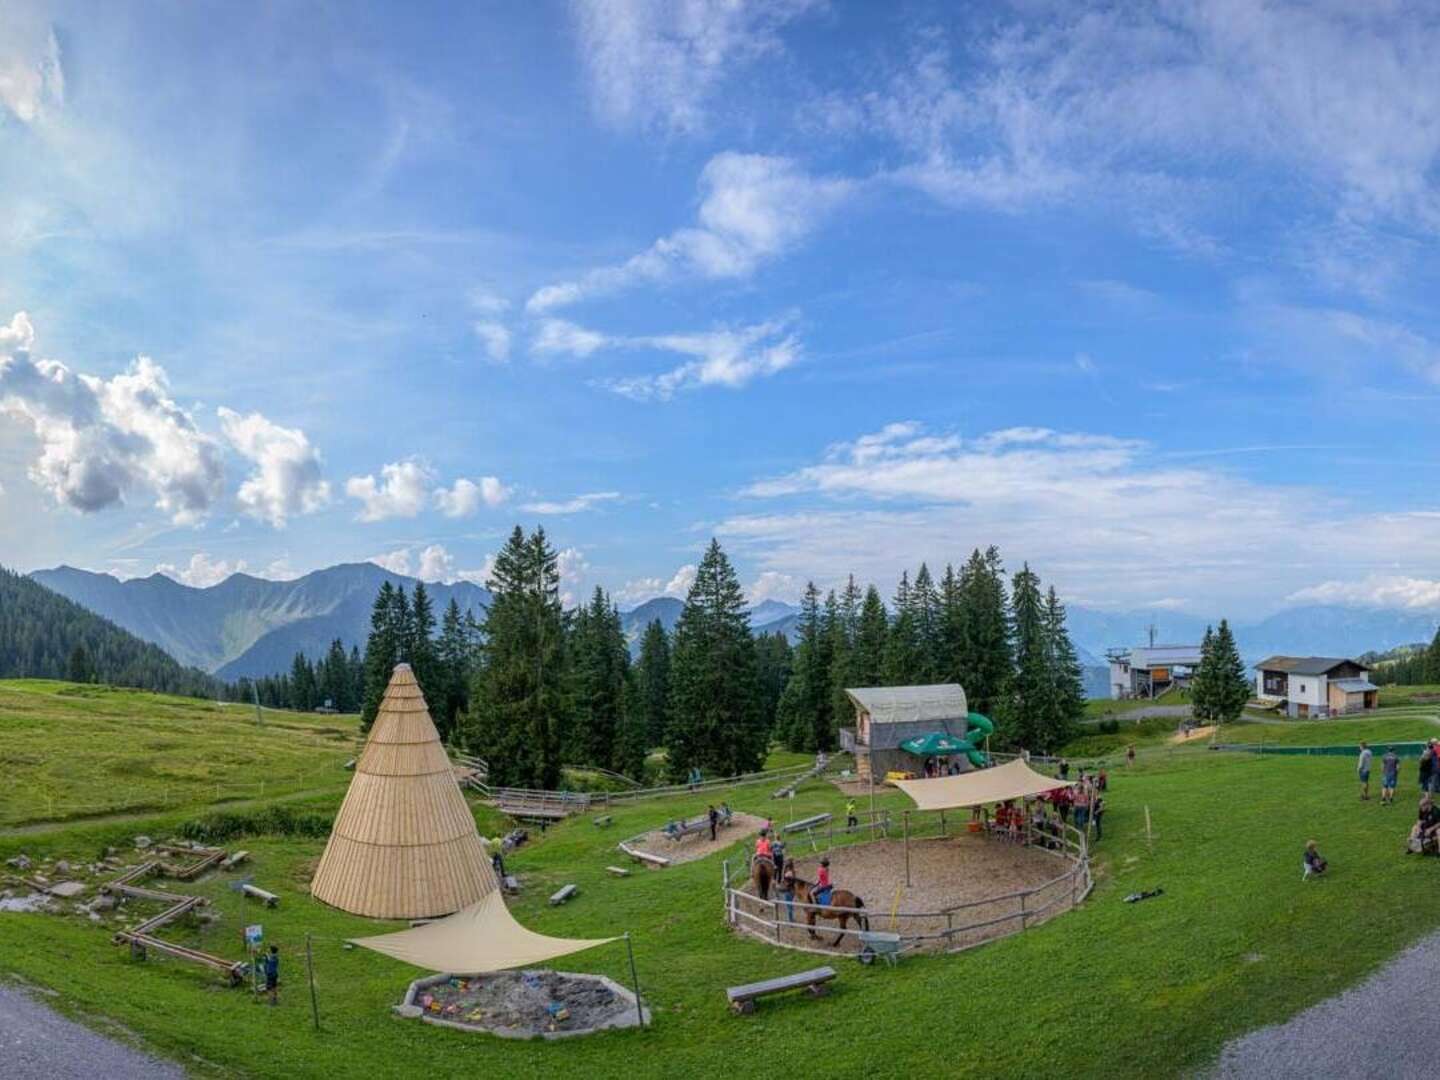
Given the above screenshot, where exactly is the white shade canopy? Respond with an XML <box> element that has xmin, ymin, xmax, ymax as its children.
<box><xmin>895</xmin><ymin>758</ymin><xmax>1073</xmax><ymax>812</ymax></box>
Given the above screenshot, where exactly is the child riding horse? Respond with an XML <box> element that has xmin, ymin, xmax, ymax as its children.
<box><xmin>789</xmin><ymin>872</ymin><xmax>869</xmax><ymax>946</ymax></box>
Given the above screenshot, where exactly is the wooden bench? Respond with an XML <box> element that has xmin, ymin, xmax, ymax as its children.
<box><xmin>549</xmin><ymin>884</ymin><xmax>578</xmax><ymax>906</ymax></box>
<box><xmin>593</xmin><ymin>815</ymin><xmax>613</xmax><ymax>828</ymax></box>
<box><xmin>221</xmin><ymin>850</ymin><xmax>250</xmax><ymax>871</ymax></box>
<box><xmin>782</xmin><ymin>813</ymin><xmax>832</xmax><ymax>834</ymax></box>
<box><xmin>624</xmin><ymin>847</ymin><xmax>671</xmax><ymax>867</ymax></box>
<box><xmin>727</xmin><ymin>967</ymin><xmax>837</xmax><ymax>1015</ymax></box>
<box><xmin>663</xmin><ymin>818</ymin><xmax>709</xmax><ymax>842</ymax></box>
<box><xmin>605</xmin><ymin>866</ymin><xmax>631</xmax><ymax>877</ymax></box>
<box><xmin>240</xmin><ymin>883</ymin><xmax>279</xmax><ymax>907</ymax></box>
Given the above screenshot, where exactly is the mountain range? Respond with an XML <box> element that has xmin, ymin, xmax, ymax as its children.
<box><xmin>32</xmin><ymin>564</ymin><xmax>490</xmax><ymax>682</ymax></box>
<box><xmin>28</xmin><ymin>562</ymin><xmax>1440</xmax><ymax>695</ymax></box>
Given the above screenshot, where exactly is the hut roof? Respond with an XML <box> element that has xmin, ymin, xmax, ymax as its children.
<box><xmin>845</xmin><ymin>684</ymin><xmax>968</xmax><ymax>725</ymax></box>
<box><xmin>310</xmin><ymin>663</ymin><xmax>492</xmax><ymax>919</ymax></box>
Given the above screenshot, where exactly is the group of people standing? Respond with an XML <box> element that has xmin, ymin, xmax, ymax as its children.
<box><xmin>754</xmin><ymin>826</ymin><xmax>833</xmax><ymax>921</ymax></box>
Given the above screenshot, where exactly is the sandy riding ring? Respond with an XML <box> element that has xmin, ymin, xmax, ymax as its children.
<box><xmin>724</xmin><ymin>828</ymin><xmax>1091</xmax><ymax>958</ymax></box>
<box><xmin>619</xmin><ymin>812</ymin><xmax>767</xmax><ymax>868</ymax></box>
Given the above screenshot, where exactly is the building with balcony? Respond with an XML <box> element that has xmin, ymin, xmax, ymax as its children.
<box><xmin>1106</xmin><ymin>643</ymin><xmax>1204</xmax><ymax>699</ymax></box>
<box><xmin>1252</xmin><ymin>656</ymin><xmax>1378</xmax><ymax>718</ymax></box>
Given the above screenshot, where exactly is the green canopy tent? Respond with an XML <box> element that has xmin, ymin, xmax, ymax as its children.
<box><xmin>899</xmin><ymin>730</ymin><xmax>989</xmax><ymax>768</ymax></box>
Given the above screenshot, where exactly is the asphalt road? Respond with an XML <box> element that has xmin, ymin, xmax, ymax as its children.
<box><xmin>1210</xmin><ymin>929</ymin><xmax>1440</xmax><ymax>1079</ymax></box>
<box><xmin>0</xmin><ymin>985</ymin><xmax>185</xmax><ymax>1079</ymax></box>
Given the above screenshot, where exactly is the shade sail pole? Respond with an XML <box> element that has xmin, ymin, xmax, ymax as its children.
<box><xmin>624</xmin><ymin>932</ymin><xmax>645</xmax><ymax>1031</ymax></box>
<box><xmin>904</xmin><ymin>811</ymin><xmax>911</xmax><ymax>888</ymax></box>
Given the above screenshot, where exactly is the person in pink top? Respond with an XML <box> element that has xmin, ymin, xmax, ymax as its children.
<box><xmin>813</xmin><ymin>857</ymin><xmax>833</xmax><ymax>906</ymax></box>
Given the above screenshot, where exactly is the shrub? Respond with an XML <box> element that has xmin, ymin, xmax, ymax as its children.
<box><xmin>177</xmin><ymin>805</ymin><xmax>333</xmax><ymax>844</ymax></box>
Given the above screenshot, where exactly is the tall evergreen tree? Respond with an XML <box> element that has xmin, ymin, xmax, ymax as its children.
<box><xmin>614</xmin><ymin>673</ymin><xmax>650</xmax><ymax>781</ymax></box>
<box><xmin>1001</xmin><ymin>564</ymin><xmax>1053</xmax><ymax>751</ymax></box>
<box><xmin>665</xmin><ymin>539</ymin><xmax>766</xmax><ymax>778</ymax></box>
<box><xmin>290</xmin><ymin>652</ymin><xmax>317</xmax><ymax>711</ymax></box>
<box><xmin>853</xmin><ymin>585</ymin><xmax>888</xmax><ymax>686</ymax></box>
<box><xmin>434</xmin><ymin>598</ymin><xmax>474</xmax><ymax>743</ymax></box>
<box><xmin>1191</xmin><ymin>625</ymin><xmax>1217</xmax><ymax>719</ymax></box>
<box><xmin>958</xmin><ymin>547</ymin><xmax>1012</xmax><ymax>718</ymax></box>
<box><xmin>67</xmin><ymin>643</ymin><xmax>95</xmax><ymax>684</ymax></box>
<box><xmin>884</xmin><ymin>571</ymin><xmax>924</xmax><ymax>683</ymax></box>
<box><xmin>754</xmin><ymin>631</ymin><xmax>794</xmax><ymax>735</ymax></box>
<box><xmin>937</xmin><ymin>563</ymin><xmax>965</xmax><ymax>683</ymax></box>
<box><xmin>360</xmin><ymin>581</ymin><xmax>403</xmax><ymax>731</ymax></box>
<box><xmin>570</xmin><ymin>587</ymin><xmax>629</xmax><ymax>770</ymax></box>
<box><xmin>1427</xmin><ymin>626</ymin><xmax>1440</xmax><ymax>685</ymax></box>
<box><xmin>406</xmin><ymin>580</ymin><xmax>439</xmax><ymax>708</ymax></box>
<box><xmin>910</xmin><ymin>563</ymin><xmax>942</xmax><ymax>680</ymax></box>
<box><xmin>828</xmin><ymin>575</ymin><xmax>862</xmax><ymax>736</ymax></box>
<box><xmin>1041</xmin><ymin>586</ymin><xmax>1085</xmax><ymax>747</ymax></box>
<box><xmin>635</xmin><ymin>619</ymin><xmax>672</xmax><ymax>748</ymax></box>
<box><xmin>464</xmin><ymin>526</ymin><xmax>568</xmax><ymax>788</ymax></box>
<box><xmin>1206</xmin><ymin>619</ymin><xmax>1250</xmax><ymax>723</ymax></box>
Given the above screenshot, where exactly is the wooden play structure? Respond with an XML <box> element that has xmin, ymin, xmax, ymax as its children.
<box><xmin>104</xmin><ymin>846</ymin><xmax>247</xmax><ymax>985</ymax></box>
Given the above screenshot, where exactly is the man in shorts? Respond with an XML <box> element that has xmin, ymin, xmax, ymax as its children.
<box><xmin>1357</xmin><ymin>741</ymin><xmax>1373</xmax><ymax>801</ymax></box>
<box><xmin>1382</xmin><ymin>747</ymin><xmax>1400</xmax><ymax>806</ymax></box>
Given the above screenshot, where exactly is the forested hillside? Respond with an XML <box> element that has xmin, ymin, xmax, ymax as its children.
<box><xmin>0</xmin><ymin>566</ymin><xmax>221</xmax><ymax>697</ymax></box>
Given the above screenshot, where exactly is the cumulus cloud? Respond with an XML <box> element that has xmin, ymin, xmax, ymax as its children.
<box><xmin>0</xmin><ymin>17</ymin><xmax>63</xmax><ymax>124</ymax></box>
<box><xmin>434</xmin><ymin>476</ymin><xmax>509</xmax><ymax>517</ymax></box>
<box><xmin>602</xmin><ymin>318</ymin><xmax>801</xmax><ymax>400</ymax></box>
<box><xmin>532</xmin><ymin>319</ymin><xmax>609</xmax><ymax>358</ymax></box>
<box><xmin>156</xmin><ymin>552</ymin><xmax>247</xmax><ymax>588</ymax></box>
<box><xmin>474</xmin><ymin>321</ymin><xmax>512</xmax><ymax>363</ymax></box>
<box><xmin>520</xmin><ymin>491</ymin><xmax>622</xmax><ymax>515</ymax></box>
<box><xmin>746</xmin><ymin>571</ymin><xmax>797</xmax><ymax>605</ymax></box>
<box><xmin>217</xmin><ymin>408</ymin><xmax>330</xmax><ymax>527</ymax></box>
<box><xmin>526</xmin><ymin>153</ymin><xmax>851</xmax><ymax>312</ymax></box>
<box><xmin>619</xmin><ymin>562</ymin><xmax>699</xmax><ymax>605</ymax></box>
<box><xmin>0</xmin><ymin>312</ymin><xmax>225</xmax><ymax>522</ymax></box>
<box><xmin>368</xmin><ymin>548</ymin><xmax>413</xmax><ymax>575</ymax></box>
<box><xmin>368</xmin><ymin>543</ymin><xmax>491</xmax><ymax>585</ymax></box>
<box><xmin>345</xmin><ymin>460</ymin><xmax>434</xmax><ymax>521</ymax></box>
<box><xmin>572</xmin><ymin>0</ymin><xmax>821</xmax><ymax>134</ymax></box>
<box><xmin>557</xmin><ymin>546</ymin><xmax>590</xmax><ymax>608</ymax></box>
<box><xmin>721</xmin><ymin>421</ymin><xmax>1440</xmax><ymax>614</ymax></box>
<box><xmin>1288</xmin><ymin>576</ymin><xmax>1440</xmax><ymax>612</ymax></box>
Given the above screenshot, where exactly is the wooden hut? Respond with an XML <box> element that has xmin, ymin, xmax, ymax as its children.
<box><xmin>310</xmin><ymin>663</ymin><xmax>492</xmax><ymax>919</ymax></box>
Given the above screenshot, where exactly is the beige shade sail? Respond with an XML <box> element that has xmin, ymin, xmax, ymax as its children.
<box><xmin>350</xmin><ymin>889</ymin><xmax>618</xmax><ymax>972</ymax></box>
<box><xmin>310</xmin><ymin>663</ymin><xmax>492</xmax><ymax>919</ymax></box>
<box><xmin>894</xmin><ymin>758</ymin><xmax>1074</xmax><ymax>812</ymax></box>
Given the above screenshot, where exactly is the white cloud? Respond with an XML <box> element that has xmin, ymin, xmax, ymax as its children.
<box><xmin>664</xmin><ymin>563</ymin><xmax>697</xmax><ymax>597</ymax></box>
<box><xmin>531</xmin><ymin>314</ymin><xmax>802</xmax><ymax>399</ymax></box>
<box><xmin>0</xmin><ymin>17</ymin><xmax>63</xmax><ymax>125</ymax></box>
<box><xmin>474</xmin><ymin>321</ymin><xmax>512</xmax><ymax>363</ymax></box>
<box><xmin>615</xmin><ymin>564</ymin><xmax>696</xmax><ymax>606</ymax></box>
<box><xmin>468</xmin><ymin>288</ymin><xmax>509</xmax><ymax>315</ymax></box>
<box><xmin>368</xmin><ymin>549</ymin><xmax>413</xmax><ymax>576</ymax></box>
<box><xmin>368</xmin><ymin>543</ymin><xmax>491</xmax><ymax>586</ymax></box>
<box><xmin>746</xmin><ymin>571</ymin><xmax>796</xmax><ymax>605</ymax></box>
<box><xmin>217</xmin><ymin>408</ymin><xmax>330</xmax><ymax>527</ymax></box>
<box><xmin>156</xmin><ymin>552</ymin><xmax>246</xmax><ymax>588</ymax></box>
<box><xmin>521</xmin><ymin>491</ymin><xmax>622</xmax><ymax>515</ymax></box>
<box><xmin>557</xmin><ymin>546</ymin><xmax>590</xmax><ymax>608</ymax></box>
<box><xmin>345</xmin><ymin>460</ymin><xmax>434</xmax><ymax>522</ymax></box>
<box><xmin>0</xmin><ymin>312</ymin><xmax>225</xmax><ymax>522</ymax></box>
<box><xmin>417</xmin><ymin>543</ymin><xmax>455</xmax><ymax>583</ymax></box>
<box><xmin>720</xmin><ymin>421</ymin><xmax>1440</xmax><ymax>614</ymax></box>
<box><xmin>526</xmin><ymin>153</ymin><xmax>851</xmax><ymax>312</ymax></box>
<box><xmin>532</xmin><ymin>319</ymin><xmax>609</xmax><ymax>358</ymax></box>
<box><xmin>571</xmin><ymin>0</ymin><xmax>821</xmax><ymax>134</ymax></box>
<box><xmin>1288</xmin><ymin>576</ymin><xmax>1440</xmax><ymax>613</ymax></box>
<box><xmin>434</xmin><ymin>476</ymin><xmax>509</xmax><ymax>517</ymax></box>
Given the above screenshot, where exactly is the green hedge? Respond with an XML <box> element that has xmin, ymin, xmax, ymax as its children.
<box><xmin>176</xmin><ymin>804</ymin><xmax>334</xmax><ymax>843</ymax></box>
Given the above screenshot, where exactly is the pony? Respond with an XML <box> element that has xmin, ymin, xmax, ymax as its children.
<box><xmin>751</xmin><ymin>854</ymin><xmax>775</xmax><ymax>901</ymax></box>
<box><xmin>790</xmin><ymin>876</ymin><xmax>869</xmax><ymax>947</ymax></box>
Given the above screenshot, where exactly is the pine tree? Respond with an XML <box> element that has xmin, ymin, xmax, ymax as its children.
<box><xmin>828</xmin><ymin>575</ymin><xmax>862</xmax><ymax>737</ymax></box>
<box><xmin>884</xmin><ymin>571</ymin><xmax>923</xmax><ymax>683</ymax></box>
<box><xmin>958</xmin><ymin>547</ymin><xmax>1012</xmax><ymax>718</ymax></box>
<box><xmin>434</xmin><ymin>598</ymin><xmax>474</xmax><ymax>743</ymax></box>
<box><xmin>464</xmin><ymin>526</ymin><xmax>568</xmax><ymax>789</ymax></box>
<box><xmin>910</xmin><ymin>563</ymin><xmax>941</xmax><ymax>680</ymax></box>
<box><xmin>359</xmin><ymin>581</ymin><xmax>403</xmax><ymax>731</ymax></box>
<box><xmin>937</xmin><ymin>563</ymin><xmax>965</xmax><ymax>683</ymax></box>
<box><xmin>406</xmin><ymin>581</ymin><xmax>439</xmax><ymax>710</ymax></box>
<box><xmin>67</xmin><ymin>643</ymin><xmax>95</xmax><ymax>684</ymax></box>
<box><xmin>665</xmin><ymin>539</ymin><xmax>766</xmax><ymax>779</ymax></box>
<box><xmin>754</xmin><ymin>631</ymin><xmax>794</xmax><ymax>736</ymax></box>
<box><xmin>635</xmin><ymin>619</ymin><xmax>672</xmax><ymax>748</ymax></box>
<box><xmin>1208</xmin><ymin>619</ymin><xmax>1250</xmax><ymax>723</ymax></box>
<box><xmin>1001</xmin><ymin>564</ymin><xmax>1052</xmax><ymax>751</ymax></box>
<box><xmin>1191</xmin><ymin>625</ymin><xmax>1217</xmax><ymax>720</ymax></box>
<box><xmin>290</xmin><ymin>652</ymin><xmax>317</xmax><ymax>711</ymax></box>
<box><xmin>1042</xmin><ymin>586</ymin><xmax>1085</xmax><ymax>747</ymax></box>
<box><xmin>1427</xmin><ymin>627</ymin><xmax>1440</xmax><ymax>685</ymax></box>
<box><xmin>570</xmin><ymin>587</ymin><xmax>629</xmax><ymax>770</ymax></box>
<box><xmin>853</xmin><ymin>585</ymin><xmax>888</xmax><ymax>686</ymax></box>
<box><xmin>614</xmin><ymin>672</ymin><xmax>650</xmax><ymax>781</ymax></box>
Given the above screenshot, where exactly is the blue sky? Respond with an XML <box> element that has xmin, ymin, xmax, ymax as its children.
<box><xmin>3</xmin><ymin>0</ymin><xmax>1440</xmax><ymax>617</ymax></box>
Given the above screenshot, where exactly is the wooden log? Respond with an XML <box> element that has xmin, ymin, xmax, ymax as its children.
<box><xmin>606</xmin><ymin>866</ymin><xmax>631</xmax><ymax>877</ymax></box>
<box><xmin>549</xmin><ymin>884</ymin><xmax>578</xmax><ymax>906</ymax></box>
<box><xmin>241</xmin><ymin>883</ymin><xmax>279</xmax><ymax>907</ymax></box>
<box><xmin>220</xmin><ymin>850</ymin><xmax>250</xmax><ymax>871</ymax></box>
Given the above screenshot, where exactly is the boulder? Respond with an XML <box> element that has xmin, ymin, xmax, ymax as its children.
<box><xmin>89</xmin><ymin>894</ymin><xmax>116</xmax><ymax>912</ymax></box>
<box><xmin>48</xmin><ymin>881</ymin><xmax>85</xmax><ymax>899</ymax></box>
<box><xmin>5</xmin><ymin>855</ymin><xmax>31</xmax><ymax>871</ymax></box>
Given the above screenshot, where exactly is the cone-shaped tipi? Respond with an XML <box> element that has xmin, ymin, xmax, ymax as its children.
<box><xmin>310</xmin><ymin>663</ymin><xmax>492</xmax><ymax>919</ymax></box>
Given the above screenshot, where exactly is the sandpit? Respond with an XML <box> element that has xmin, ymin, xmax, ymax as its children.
<box><xmin>623</xmin><ymin>812</ymin><xmax>765</xmax><ymax>867</ymax></box>
<box><xmin>1170</xmin><ymin>725</ymin><xmax>1216</xmax><ymax>744</ymax></box>
<box><xmin>398</xmin><ymin>970</ymin><xmax>647</xmax><ymax>1040</ymax></box>
<box><xmin>729</xmin><ymin>834</ymin><xmax>1083</xmax><ymax>955</ymax></box>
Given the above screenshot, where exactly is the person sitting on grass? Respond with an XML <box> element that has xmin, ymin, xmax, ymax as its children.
<box><xmin>1303</xmin><ymin>840</ymin><xmax>1327</xmax><ymax>878</ymax></box>
<box><xmin>1409</xmin><ymin>797</ymin><xmax>1440</xmax><ymax>854</ymax></box>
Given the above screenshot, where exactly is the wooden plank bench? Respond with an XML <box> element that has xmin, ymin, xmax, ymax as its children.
<box><xmin>727</xmin><ymin>967</ymin><xmax>837</xmax><ymax>1015</ymax></box>
<box><xmin>621</xmin><ymin>845</ymin><xmax>671</xmax><ymax>867</ymax></box>
<box><xmin>221</xmin><ymin>850</ymin><xmax>250</xmax><ymax>871</ymax></box>
<box><xmin>605</xmin><ymin>866</ymin><xmax>631</xmax><ymax>877</ymax></box>
<box><xmin>549</xmin><ymin>884</ymin><xmax>578</xmax><ymax>906</ymax></box>
<box><xmin>783</xmin><ymin>813</ymin><xmax>832</xmax><ymax>834</ymax></box>
<box><xmin>241</xmin><ymin>883</ymin><xmax>279</xmax><ymax>907</ymax></box>
<box><xmin>592</xmin><ymin>815</ymin><xmax>613</xmax><ymax>827</ymax></box>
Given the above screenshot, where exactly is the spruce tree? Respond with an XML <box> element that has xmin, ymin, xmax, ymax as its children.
<box><xmin>828</xmin><ymin>575</ymin><xmax>862</xmax><ymax>738</ymax></box>
<box><xmin>1002</xmin><ymin>564</ymin><xmax>1052</xmax><ymax>751</ymax></box>
<box><xmin>853</xmin><ymin>585</ymin><xmax>888</xmax><ymax>686</ymax></box>
<box><xmin>1191</xmin><ymin>625</ymin><xmax>1217</xmax><ymax>720</ymax></box>
<box><xmin>1427</xmin><ymin>627</ymin><xmax>1440</xmax><ymax>685</ymax></box>
<box><xmin>938</xmin><ymin>563</ymin><xmax>965</xmax><ymax>683</ymax></box>
<box><xmin>754</xmin><ymin>631</ymin><xmax>794</xmax><ymax>735</ymax></box>
<box><xmin>958</xmin><ymin>547</ymin><xmax>1012</xmax><ymax>718</ymax></box>
<box><xmin>290</xmin><ymin>652</ymin><xmax>317</xmax><ymax>711</ymax></box>
<box><xmin>635</xmin><ymin>619</ymin><xmax>672</xmax><ymax>748</ymax></box>
<box><xmin>360</xmin><ymin>581</ymin><xmax>402</xmax><ymax>731</ymax></box>
<box><xmin>910</xmin><ymin>563</ymin><xmax>942</xmax><ymax>680</ymax></box>
<box><xmin>884</xmin><ymin>571</ymin><xmax>923</xmax><ymax>683</ymax></box>
<box><xmin>665</xmin><ymin>539</ymin><xmax>766</xmax><ymax>779</ymax></box>
<box><xmin>614</xmin><ymin>672</ymin><xmax>650</xmax><ymax>781</ymax></box>
<box><xmin>464</xmin><ymin>526</ymin><xmax>568</xmax><ymax>788</ymax></box>
<box><xmin>1042</xmin><ymin>586</ymin><xmax>1085</xmax><ymax>747</ymax></box>
<box><xmin>570</xmin><ymin>587</ymin><xmax>629</xmax><ymax>770</ymax></box>
<box><xmin>406</xmin><ymin>581</ymin><xmax>439</xmax><ymax>709</ymax></box>
<box><xmin>434</xmin><ymin>598</ymin><xmax>474</xmax><ymax>743</ymax></box>
<box><xmin>1208</xmin><ymin>619</ymin><xmax>1250</xmax><ymax>723</ymax></box>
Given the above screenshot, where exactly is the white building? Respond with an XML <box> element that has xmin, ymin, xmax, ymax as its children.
<box><xmin>1252</xmin><ymin>656</ymin><xmax>1379</xmax><ymax>718</ymax></box>
<box><xmin>1107</xmin><ymin>644</ymin><xmax>1204</xmax><ymax>699</ymax></box>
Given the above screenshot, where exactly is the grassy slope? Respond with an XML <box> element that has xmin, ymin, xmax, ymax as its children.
<box><xmin>5</xmin><ymin>712</ymin><xmax>1440</xmax><ymax>1078</ymax></box>
<box><xmin>0</xmin><ymin>680</ymin><xmax>358</xmax><ymax>828</ymax></box>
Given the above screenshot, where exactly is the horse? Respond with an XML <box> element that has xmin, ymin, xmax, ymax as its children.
<box><xmin>790</xmin><ymin>876</ymin><xmax>869</xmax><ymax>947</ymax></box>
<box><xmin>751</xmin><ymin>854</ymin><xmax>775</xmax><ymax>901</ymax></box>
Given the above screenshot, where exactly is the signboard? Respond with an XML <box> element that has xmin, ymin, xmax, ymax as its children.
<box><xmin>245</xmin><ymin>924</ymin><xmax>264</xmax><ymax>947</ymax></box>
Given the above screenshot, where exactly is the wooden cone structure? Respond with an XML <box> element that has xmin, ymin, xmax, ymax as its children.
<box><xmin>310</xmin><ymin>663</ymin><xmax>493</xmax><ymax>919</ymax></box>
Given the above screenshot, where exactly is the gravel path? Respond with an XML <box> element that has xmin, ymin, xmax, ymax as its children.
<box><xmin>0</xmin><ymin>985</ymin><xmax>185</xmax><ymax>1079</ymax></box>
<box><xmin>1209</xmin><ymin>930</ymin><xmax>1440</xmax><ymax>1079</ymax></box>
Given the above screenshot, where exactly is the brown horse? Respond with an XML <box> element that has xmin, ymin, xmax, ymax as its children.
<box><xmin>751</xmin><ymin>854</ymin><xmax>775</xmax><ymax>900</ymax></box>
<box><xmin>790</xmin><ymin>877</ymin><xmax>869</xmax><ymax>947</ymax></box>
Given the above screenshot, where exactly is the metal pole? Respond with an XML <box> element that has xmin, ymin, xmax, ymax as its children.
<box><xmin>904</xmin><ymin>811</ymin><xmax>911</xmax><ymax>887</ymax></box>
<box><xmin>305</xmin><ymin>933</ymin><xmax>320</xmax><ymax>1031</ymax></box>
<box><xmin>624</xmin><ymin>933</ymin><xmax>646</xmax><ymax>1030</ymax></box>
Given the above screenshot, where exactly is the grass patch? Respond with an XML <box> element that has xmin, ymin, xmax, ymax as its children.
<box><xmin>0</xmin><ymin>679</ymin><xmax>358</xmax><ymax>828</ymax></box>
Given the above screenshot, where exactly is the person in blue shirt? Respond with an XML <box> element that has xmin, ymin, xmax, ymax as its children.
<box><xmin>261</xmin><ymin>945</ymin><xmax>280</xmax><ymax>1005</ymax></box>
<box><xmin>1381</xmin><ymin>747</ymin><xmax>1400</xmax><ymax>806</ymax></box>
